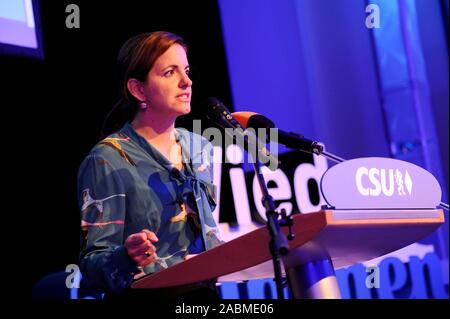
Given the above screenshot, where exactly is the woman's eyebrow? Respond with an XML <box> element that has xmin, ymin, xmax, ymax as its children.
<box><xmin>161</xmin><ymin>64</ymin><xmax>190</xmax><ymax>71</ymax></box>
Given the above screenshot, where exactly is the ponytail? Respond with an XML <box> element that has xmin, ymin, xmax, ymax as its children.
<box><xmin>100</xmin><ymin>97</ymin><xmax>137</xmax><ymax>139</ymax></box>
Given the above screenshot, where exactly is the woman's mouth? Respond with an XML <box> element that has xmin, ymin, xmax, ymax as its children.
<box><xmin>176</xmin><ymin>93</ymin><xmax>191</xmax><ymax>102</ymax></box>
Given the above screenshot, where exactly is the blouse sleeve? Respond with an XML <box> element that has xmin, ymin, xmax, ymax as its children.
<box><xmin>77</xmin><ymin>153</ymin><xmax>139</xmax><ymax>293</ymax></box>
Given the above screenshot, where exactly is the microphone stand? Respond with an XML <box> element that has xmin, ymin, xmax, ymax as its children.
<box><xmin>209</xmin><ymin>109</ymin><xmax>291</xmax><ymax>298</ymax></box>
<box><xmin>250</xmin><ymin>156</ymin><xmax>290</xmax><ymax>299</ymax></box>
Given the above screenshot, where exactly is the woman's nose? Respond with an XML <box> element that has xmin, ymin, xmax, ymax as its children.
<box><xmin>179</xmin><ymin>72</ymin><xmax>192</xmax><ymax>88</ymax></box>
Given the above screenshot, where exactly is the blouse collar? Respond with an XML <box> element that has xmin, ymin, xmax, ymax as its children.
<box><xmin>119</xmin><ymin>122</ymin><xmax>194</xmax><ymax>176</ymax></box>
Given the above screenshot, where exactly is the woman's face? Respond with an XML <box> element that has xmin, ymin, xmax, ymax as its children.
<box><xmin>143</xmin><ymin>43</ymin><xmax>192</xmax><ymax>117</ymax></box>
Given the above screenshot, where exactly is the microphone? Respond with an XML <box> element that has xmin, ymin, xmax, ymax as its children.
<box><xmin>232</xmin><ymin>112</ymin><xmax>324</xmax><ymax>155</ymax></box>
<box><xmin>204</xmin><ymin>98</ymin><xmax>279</xmax><ymax>170</ymax></box>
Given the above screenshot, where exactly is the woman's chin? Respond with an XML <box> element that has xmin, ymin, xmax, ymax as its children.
<box><xmin>168</xmin><ymin>102</ymin><xmax>191</xmax><ymax>117</ymax></box>
<box><xmin>178</xmin><ymin>104</ymin><xmax>191</xmax><ymax>115</ymax></box>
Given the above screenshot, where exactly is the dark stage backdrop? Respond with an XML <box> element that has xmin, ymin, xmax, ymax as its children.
<box><xmin>2</xmin><ymin>0</ymin><xmax>233</xmax><ymax>289</ymax></box>
<box><xmin>4</xmin><ymin>0</ymin><xmax>446</xmax><ymax>299</ymax></box>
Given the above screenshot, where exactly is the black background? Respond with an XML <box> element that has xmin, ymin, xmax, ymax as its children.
<box><xmin>0</xmin><ymin>0</ymin><xmax>233</xmax><ymax>290</ymax></box>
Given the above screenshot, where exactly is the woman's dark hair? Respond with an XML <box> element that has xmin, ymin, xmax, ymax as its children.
<box><xmin>101</xmin><ymin>31</ymin><xmax>188</xmax><ymax>137</ymax></box>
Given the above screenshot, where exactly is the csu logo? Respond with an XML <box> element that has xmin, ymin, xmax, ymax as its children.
<box><xmin>321</xmin><ymin>157</ymin><xmax>440</xmax><ymax>209</ymax></box>
<box><xmin>355</xmin><ymin>167</ymin><xmax>412</xmax><ymax>197</ymax></box>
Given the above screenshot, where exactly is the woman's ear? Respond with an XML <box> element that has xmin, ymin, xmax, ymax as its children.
<box><xmin>127</xmin><ymin>78</ymin><xmax>146</xmax><ymax>102</ymax></box>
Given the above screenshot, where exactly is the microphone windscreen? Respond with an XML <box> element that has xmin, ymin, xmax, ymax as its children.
<box><xmin>231</xmin><ymin>112</ymin><xmax>257</xmax><ymax>128</ymax></box>
<box><xmin>232</xmin><ymin>112</ymin><xmax>275</xmax><ymax>130</ymax></box>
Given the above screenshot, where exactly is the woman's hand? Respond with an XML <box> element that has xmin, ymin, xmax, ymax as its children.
<box><xmin>124</xmin><ymin>229</ymin><xmax>159</xmax><ymax>267</ymax></box>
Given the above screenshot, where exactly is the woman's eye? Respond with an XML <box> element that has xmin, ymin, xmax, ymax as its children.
<box><xmin>185</xmin><ymin>69</ymin><xmax>190</xmax><ymax>76</ymax></box>
<box><xmin>164</xmin><ymin>70</ymin><xmax>175</xmax><ymax>77</ymax></box>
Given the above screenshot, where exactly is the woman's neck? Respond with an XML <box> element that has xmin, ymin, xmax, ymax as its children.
<box><xmin>131</xmin><ymin>111</ymin><xmax>177</xmax><ymax>146</ymax></box>
<box><xmin>131</xmin><ymin>111</ymin><xmax>183</xmax><ymax>169</ymax></box>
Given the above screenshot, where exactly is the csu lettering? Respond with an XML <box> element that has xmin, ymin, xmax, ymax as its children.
<box><xmin>356</xmin><ymin>167</ymin><xmax>412</xmax><ymax>197</ymax></box>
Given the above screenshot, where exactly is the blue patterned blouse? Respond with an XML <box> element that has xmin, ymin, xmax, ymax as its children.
<box><xmin>77</xmin><ymin>123</ymin><xmax>222</xmax><ymax>293</ymax></box>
